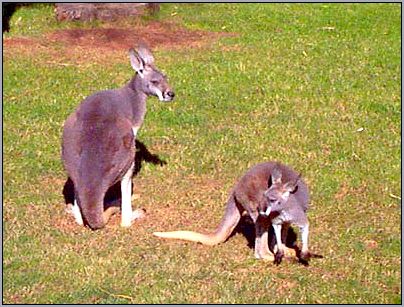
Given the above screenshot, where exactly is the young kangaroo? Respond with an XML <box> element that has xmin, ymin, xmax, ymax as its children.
<box><xmin>154</xmin><ymin>161</ymin><xmax>313</xmax><ymax>264</ymax></box>
<box><xmin>258</xmin><ymin>167</ymin><xmax>310</xmax><ymax>265</ymax></box>
<box><xmin>62</xmin><ymin>45</ymin><xmax>174</xmax><ymax>230</ymax></box>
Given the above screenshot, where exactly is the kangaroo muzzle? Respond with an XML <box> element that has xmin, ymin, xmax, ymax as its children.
<box><xmin>162</xmin><ymin>89</ymin><xmax>175</xmax><ymax>102</ymax></box>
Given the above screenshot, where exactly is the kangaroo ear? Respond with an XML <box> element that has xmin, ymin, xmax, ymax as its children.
<box><xmin>129</xmin><ymin>48</ymin><xmax>145</xmax><ymax>76</ymax></box>
<box><xmin>284</xmin><ymin>182</ymin><xmax>298</xmax><ymax>194</ymax></box>
<box><xmin>136</xmin><ymin>44</ymin><xmax>155</xmax><ymax>65</ymax></box>
<box><xmin>284</xmin><ymin>174</ymin><xmax>300</xmax><ymax>194</ymax></box>
<box><xmin>271</xmin><ymin>168</ymin><xmax>282</xmax><ymax>185</ymax></box>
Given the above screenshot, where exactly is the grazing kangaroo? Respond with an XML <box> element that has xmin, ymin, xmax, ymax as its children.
<box><xmin>62</xmin><ymin>45</ymin><xmax>175</xmax><ymax>230</ymax></box>
<box><xmin>154</xmin><ymin>161</ymin><xmax>314</xmax><ymax>265</ymax></box>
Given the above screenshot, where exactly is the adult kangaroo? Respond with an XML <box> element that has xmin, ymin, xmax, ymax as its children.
<box><xmin>154</xmin><ymin>162</ymin><xmax>315</xmax><ymax>265</ymax></box>
<box><xmin>62</xmin><ymin>45</ymin><xmax>175</xmax><ymax>230</ymax></box>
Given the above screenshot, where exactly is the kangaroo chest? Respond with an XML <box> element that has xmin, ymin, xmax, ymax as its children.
<box><xmin>271</xmin><ymin>210</ymin><xmax>293</xmax><ymax>225</ymax></box>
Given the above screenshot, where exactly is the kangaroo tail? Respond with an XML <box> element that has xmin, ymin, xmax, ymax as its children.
<box><xmin>75</xmin><ymin>187</ymin><xmax>105</xmax><ymax>230</ymax></box>
<box><xmin>153</xmin><ymin>196</ymin><xmax>241</xmax><ymax>246</ymax></box>
<box><xmin>153</xmin><ymin>230</ymin><xmax>221</xmax><ymax>246</ymax></box>
<box><xmin>75</xmin><ymin>191</ymin><xmax>121</xmax><ymax>230</ymax></box>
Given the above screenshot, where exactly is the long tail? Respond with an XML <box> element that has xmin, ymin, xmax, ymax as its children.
<box><xmin>75</xmin><ymin>166</ymin><xmax>106</xmax><ymax>230</ymax></box>
<box><xmin>75</xmin><ymin>144</ymin><xmax>110</xmax><ymax>230</ymax></box>
<box><xmin>153</xmin><ymin>197</ymin><xmax>241</xmax><ymax>246</ymax></box>
<box><xmin>75</xmin><ymin>188</ymin><xmax>121</xmax><ymax>230</ymax></box>
<box><xmin>76</xmin><ymin>188</ymin><xmax>105</xmax><ymax>230</ymax></box>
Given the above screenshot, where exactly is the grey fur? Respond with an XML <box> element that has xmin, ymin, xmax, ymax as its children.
<box><xmin>154</xmin><ymin>161</ymin><xmax>312</xmax><ymax>265</ymax></box>
<box><xmin>260</xmin><ymin>163</ymin><xmax>310</xmax><ymax>265</ymax></box>
<box><xmin>62</xmin><ymin>45</ymin><xmax>174</xmax><ymax>230</ymax></box>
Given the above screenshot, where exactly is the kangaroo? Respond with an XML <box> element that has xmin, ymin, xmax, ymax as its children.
<box><xmin>154</xmin><ymin>161</ymin><xmax>313</xmax><ymax>264</ymax></box>
<box><xmin>62</xmin><ymin>45</ymin><xmax>175</xmax><ymax>230</ymax></box>
<box><xmin>258</xmin><ymin>167</ymin><xmax>311</xmax><ymax>265</ymax></box>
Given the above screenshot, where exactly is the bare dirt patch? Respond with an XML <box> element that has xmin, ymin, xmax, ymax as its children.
<box><xmin>4</xmin><ymin>20</ymin><xmax>236</xmax><ymax>62</ymax></box>
<box><xmin>47</xmin><ymin>170</ymin><xmax>227</xmax><ymax>234</ymax></box>
<box><xmin>3</xmin><ymin>37</ymin><xmax>37</xmax><ymax>47</ymax></box>
<box><xmin>50</xmin><ymin>21</ymin><xmax>234</xmax><ymax>50</ymax></box>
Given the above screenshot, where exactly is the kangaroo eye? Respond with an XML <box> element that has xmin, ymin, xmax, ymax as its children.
<box><xmin>151</xmin><ymin>80</ymin><xmax>159</xmax><ymax>85</ymax></box>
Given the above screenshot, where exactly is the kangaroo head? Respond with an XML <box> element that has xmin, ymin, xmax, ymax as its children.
<box><xmin>129</xmin><ymin>45</ymin><xmax>175</xmax><ymax>102</ymax></box>
<box><xmin>260</xmin><ymin>168</ymin><xmax>300</xmax><ymax>216</ymax></box>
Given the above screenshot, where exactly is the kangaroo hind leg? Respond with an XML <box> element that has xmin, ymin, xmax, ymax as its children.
<box><xmin>273</xmin><ymin>223</ymin><xmax>296</xmax><ymax>258</ymax></box>
<box><xmin>121</xmin><ymin>162</ymin><xmax>145</xmax><ymax>227</ymax></box>
<box><xmin>71</xmin><ymin>199</ymin><xmax>84</xmax><ymax>225</ymax></box>
<box><xmin>254</xmin><ymin>216</ymin><xmax>274</xmax><ymax>261</ymax></box>
<box><xmin>68</xmin><ymin>191</ymin><xmax>83</xmax><ymax>226</ymax></box>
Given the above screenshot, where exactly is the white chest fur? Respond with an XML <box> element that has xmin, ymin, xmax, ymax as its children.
<box><xmin>132</xmin><ymin>126</ymin><xmax>139</xmax><ymax>138</ymax></box>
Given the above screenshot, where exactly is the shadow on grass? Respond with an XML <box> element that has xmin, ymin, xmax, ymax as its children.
<box><xmin>2</xmin><ymin>3</ymin><xmax>31</xmax><ymax>33</ymax></box>
<box><xmin>62</xmin><ymin>139</ymin><xmax>167</xmax><ymax>208</ymax></box>
<box><xmin>231</xmin><ymin>216</ymin><xmax>298</xmax><ymax>251</ymax></box>
<box><xmin>231</xmin><ymin>216</ymin><xmax>323</xmax><ymax>265</ymax></box>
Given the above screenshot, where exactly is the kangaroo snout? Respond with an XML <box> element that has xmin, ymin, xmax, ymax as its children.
<box><xmin>163</xmin><ymin>90</ymin><xmax>175</xmax><ymax>102</ymax></box>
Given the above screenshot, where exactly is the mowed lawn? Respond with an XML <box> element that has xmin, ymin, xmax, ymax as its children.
<box><xmin>3</xmin><ymin>3</ymin><xmax>401</xmax><ymax>304</ymax></box>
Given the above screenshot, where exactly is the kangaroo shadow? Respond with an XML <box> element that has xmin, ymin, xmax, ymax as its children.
<box><xmin>231</xmin><ymin>215</ymin><xmax>298</xmax><ymax>252</ymax></box>
<box><xmin>62</xmin><ymin>139</ymin><xmax>167</xmax><ymax>207</ymax></box>
<box><xmin>231</xmin><ymin>215</ymin><xmax>323</xmax><ymax>265</ymax></box>
<box><xmin>3</xmin><ymin>3</ymin><xmax>28</xmax><ymax>32</ymax></box>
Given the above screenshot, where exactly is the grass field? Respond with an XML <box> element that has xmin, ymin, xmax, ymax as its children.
<box><xmin>3</xmin><ymin>3</ymin><xmax>401</xmax><ymax>304</ymax></box>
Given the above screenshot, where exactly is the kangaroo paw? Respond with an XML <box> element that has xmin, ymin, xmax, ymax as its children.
<box><xmin>274</xmin><ymin>250</ymin><xmax>284</xmax><ymax>265</ymax></box>
<box><xmin>298</xmin><ymin>250</ymin><xmax>311</xmax><ymax>266</ymax></box>
<box><xmin>131</xmin><ymin>208</ymin><xmax>146</xmax><ymax>222</ymax></box>
<box><xmin>65</xmin><ymin>203</ymin><xmax>73</xmax><ymax>215</ymax></box>
<box><xmin>121</xmin><ymin>208</ymin><xmax>145</xmax><ymax>227</ymax></box>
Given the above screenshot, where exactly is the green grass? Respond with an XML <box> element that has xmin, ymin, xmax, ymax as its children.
<box><xmin>3</xmin><ymin>3</ymin><xmax>401</xmax><ymax>304</ymax></box>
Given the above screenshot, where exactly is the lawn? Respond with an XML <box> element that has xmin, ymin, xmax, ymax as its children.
<box><xmin>3</xmin><ymin>3</ymin><xmax>401</xmax><ymax>304</ymax></box>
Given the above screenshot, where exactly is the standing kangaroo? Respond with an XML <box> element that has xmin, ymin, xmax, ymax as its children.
<box><xmin>62</xmin><ymin>45</ymin><xmax>175</xmax><ymax>230</ymax></box>
<box><xmin>154</xmin><ymin>161</ymin><xmax>313</xmax><ymax>264</ymax></box>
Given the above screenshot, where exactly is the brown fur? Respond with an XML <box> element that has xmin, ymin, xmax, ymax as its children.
<box><xmin>154</xmin><ymin>161</ymin><xmax>309</xmax><ymax>261</ymax></box>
